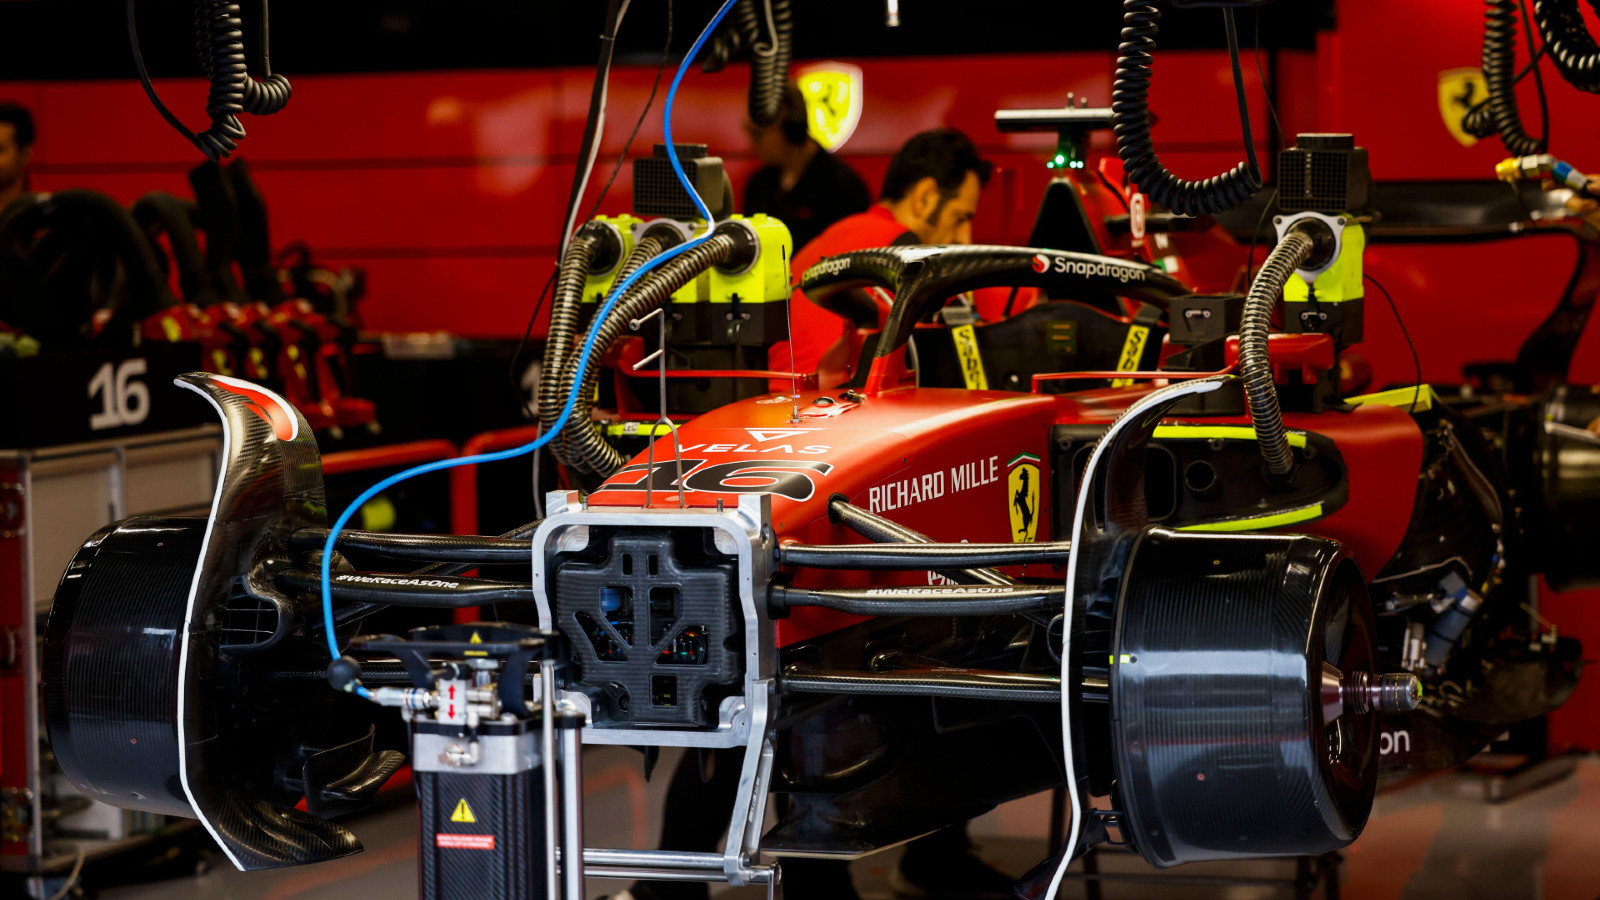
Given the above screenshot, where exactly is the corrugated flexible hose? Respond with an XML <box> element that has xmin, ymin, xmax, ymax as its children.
<box><xmin>553</xmin><ymin>231</ymin><xmax>668</xmax><ymax>475</ymax></box>
<box><xmin>539</xmin><ymin>225</ymin><xmax>606</xmax><ymax>464</ymax></box>
<box><xmin>1240</xmin><ymin>230</ymin><xmax>1313</xmax><ymax>478</ymax></box>
<box><xmin>561</xmin><ymin>233</ymin><xmax>737</xmax><ymax>477</ymax></box>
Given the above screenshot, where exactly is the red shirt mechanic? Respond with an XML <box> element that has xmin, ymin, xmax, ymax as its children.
<box><xmin>773</xmin><ymin>129</ymin><xmax>1005</xmax><ymax>381</ymax></box>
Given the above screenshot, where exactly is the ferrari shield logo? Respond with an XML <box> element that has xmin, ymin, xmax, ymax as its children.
<box><xmin>1438</xmin><ymin>68</ymin><xmax>1487</xmax><ymax>147</ymax></box>
<box><xmin>797</xmin><ymin>63</ymin><xmax>863</xmax><ymax>151</ymax></box>
<box><xmin>1007</xmin><ymin>453</ymin><xmax>1040</xmax><ymax>544</ymax></box>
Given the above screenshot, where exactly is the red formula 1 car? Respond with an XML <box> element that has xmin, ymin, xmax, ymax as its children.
<box><xmin>37</xmin><ymin>138</ymin><xmax>1597</xmax><ymax>897</ymax></box>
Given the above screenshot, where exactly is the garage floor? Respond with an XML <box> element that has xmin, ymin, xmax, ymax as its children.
<box><xmin>93</xmin><ymin>750</ymin><xmax>1600</xmax><ymax>900</ymax></box>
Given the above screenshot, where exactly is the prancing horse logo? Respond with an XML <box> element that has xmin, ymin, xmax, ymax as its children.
<box><xmin>1008</xmin><ymin>453</ymin><xmax>1040</xmax><ymax>543</ymax></box>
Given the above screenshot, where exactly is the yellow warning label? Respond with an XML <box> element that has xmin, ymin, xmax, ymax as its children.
<box><xmin>450</xmin><ymin>798</ymin><xmax>476</xmax><ymax>823</ymax></box>
<box><xmin>950</xmin><ymin>324</ymin><xmax>988</xmax><ymax>389</ymax></box>
<box><xmin>1111</xmin><ymin>325</ymin><xmax>1150</xmax><ymax>387</ymax></box>
<box><xmin>469</xmin><ymin>632</ymin><xmax>482</xmax><ymax>644</ymax></box>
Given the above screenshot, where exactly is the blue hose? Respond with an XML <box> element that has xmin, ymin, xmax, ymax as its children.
<box><xmin>320</xmin><ymin>0</ymin><xmax>739</xmax><ymax>697</ymax></box>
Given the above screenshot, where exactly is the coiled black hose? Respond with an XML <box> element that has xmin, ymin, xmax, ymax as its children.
<box><xmin>128</xmin><ymin>0</ymin><xmax>292</xmax><ymax>161</ymax></box>
<box><xmin>1111</xmin><ymin>1</ymin><xmax>1262</xmax><ymax>217</ymax></box>
<box><xmin>701</xmin><ymin>0</ymin><xmax>792</xmax><ymax>128</ymax></box>
<box><xmin>746</xmin><ymin>0</ymin><xmax>793</xmax><ymax>128</ymax></box>
<box><xmin>561</xmin><ymin>234</ymin><xmax>738</xmax><ymax>476</ymax></box>
<box><xmin>1534</xmin><ymin>0</ymin><xmax>1600</xmax><ymax>92</ymax></box>
<box><xmin>196</xmin><ymin>1</ymin><xmax>292</xmax><ymax>116</ymax></box>
<box><xmin>539</xmin><ymin>225</ymin><xmax>607</xmax><ymax>464</ymax></box>
<box><xmin>1463</xmin><ymin>0</ymin><xmax>1547</xmax><ymax>154</ymax></box>
<box><xmin>1239</xmin><ymin>230</ymin><xmax>1314</xmax><ymax>478</ymax></box>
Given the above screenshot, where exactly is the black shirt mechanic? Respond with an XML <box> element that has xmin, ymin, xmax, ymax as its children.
<box><xmin>741</xmin><ymin>83</ymin><xmax>869</xmax><ymax>251</ymax></box>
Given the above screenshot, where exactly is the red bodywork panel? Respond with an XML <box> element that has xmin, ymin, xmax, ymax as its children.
<box><xmin>588</xmin><ymin>383</ymin><xmax>1424</xmax><ymax>647</ymax></box>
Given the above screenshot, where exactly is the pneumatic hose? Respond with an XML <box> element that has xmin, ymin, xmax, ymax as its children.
<box><xmin>1534</xmin><ymin>0</ymin><xmax>1600</xmax><ymax>93</ymax></box>
<box><xmin>1463</xmin><ymin>0</ymin><xmax>1546</xmax><ymax>155</ymax></box>
<box><xmin>552</xmin><ymin>231</ymin><xmax>670</xmax><ymax>475</ymax></box>
<box><xmin>539</xmin><ymin>224</ymin><xmax>609</xmax><ymax>463</ymax></box>
<box><xmin>745</xmin><ymin>0</ymin><xmax>793</xmax><ymax>128</ymax></box>
<box><xmin>701</xmin><ymin>0</ymin><xmax>792</xmax><ymax>129</ymax></box>
<box><xmin>1239</xmin><ymin>230</ymin><xmax>1314</xmax><ymax>478</ymax></box>
<box><xmin>562</xmin><ymin>233</ymin><xmax>738</xmax><ymax>477</ymax></box>
<box><xmin>615</xmin><ymin>232</ymin><xmax>672</xmax><ymax>284</ymax></box>
<box><xmin>1111</xmin><ymin>0</ymin><xmax>1262</xmax><ymax>217</ymax></box>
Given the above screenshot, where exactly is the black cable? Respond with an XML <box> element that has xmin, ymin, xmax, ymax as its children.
<box><xmin>1520</xmin><ymin>0</ymin><xmax>1551</xmax><ymax>153</ymax></box>
<box><xmin>127</xmin><ymin>0</ymin><xmax>291</xmax><ymax>161</ymax></box>
<box><xmin>1002</xmin><ymin>285</ymin><xmax>1021</xmax><ymax>318</ymax></box>
<box><xmin>1112</xmin><ymin>2</ymin><xmax>1262</xmax><ymax>217</ymax></box>
<box><xmin>560</xmin><ymin>0</ymin><xmax>627</xmax><ymax>248</ymax></box>
<box><xmin>1462</xmin><ymin>0</ymin><xmax>1546</xmax><ymax>155</ymax></box>
<box><xmin>1243</xmin><ymin>187</ymin><xmax>1278</xmax><ymax>291</ymax></box>
<box><xmin>1513</xmin><ymin>38</ymin><xmax>1552</xmax><ymax>82</ymax></box>
<box><xmin>1364</xmin><ymin>273</ymin><xmax>1423</xmax><ymax>415</ymax></box>
<box><xmin>585</xmin><ymin>0</ymin><xmax>673</xmax><ymax>226</ymax></box>
<box><xmin>128</xmin><ymin>1</ymin><xmax>204</xmax><ymax>150</ymax></box>
<box><xmin>1238</xmin><ymin>11</ymin><xmax>1284</xmax><ymax>285</ymax></box>
<box><xmin>507</xmin><ymin>0</ymin><xmax>671</xmax><ymax>421</ymax></box>
<box><xmin>1253</xmin><ymin>9</ymin><xmax>1286</xmax><ymax>152</ymax></box>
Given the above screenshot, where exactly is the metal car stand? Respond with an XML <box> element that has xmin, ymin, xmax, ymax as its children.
<box><xmin>355</xmin><ymin>616</ymin><xmax>780</xmax><ymax>900</ymax></box>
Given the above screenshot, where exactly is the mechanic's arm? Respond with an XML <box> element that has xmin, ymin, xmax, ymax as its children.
<box><xmin>1547</xmin><ymin>175</ymin><xmax>1600</xmax><ymax>229</ymax></box>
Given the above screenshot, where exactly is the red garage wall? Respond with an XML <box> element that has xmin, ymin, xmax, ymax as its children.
<box><xmin>0</xmin><ymin>48</ymin><xmax>1266</xmax><ymax>337</ymax></box>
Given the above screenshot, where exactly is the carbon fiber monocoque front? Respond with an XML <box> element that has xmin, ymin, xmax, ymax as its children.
<box><xmin>554</xmin><ymin>527</ymin><xmax>741</xmax><ymax>727</ymax></box>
